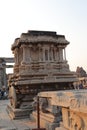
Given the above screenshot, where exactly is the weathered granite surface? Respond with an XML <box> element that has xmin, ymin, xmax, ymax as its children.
<box><xmin>32</xmin><ymin>89</ymin><xmax>87</xmax><ymax>130</ymax></box>
<box><xmin>0</xmin><ymin>57</ymin><xmax>14</xmax><ymax>89</ymax></box>
<box><xmin>8</xmin><ymin>30</ymin><xmax>78</xmax><ymax>119</ymax></box>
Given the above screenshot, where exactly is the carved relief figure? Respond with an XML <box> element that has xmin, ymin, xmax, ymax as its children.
<box><xmin>70</xmin><ymin>112</ymin><xmax>83</xmax><ymax>130</ymax></box>
<box><xmin>70</xmin><ymin>98</ymin><xmax>80</xmax><ymax>108</ymax></box>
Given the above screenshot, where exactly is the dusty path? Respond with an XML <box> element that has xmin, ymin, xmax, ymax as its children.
<box><xmin>0</xmin><ymin>100</ymin><xmax>36</xmax><ymax>130</ymax></box>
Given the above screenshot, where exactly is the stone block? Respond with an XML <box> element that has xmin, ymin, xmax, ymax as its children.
<box><xmin>6</xmin><ymin>104</ymin><xmax>31</xmax><ymax>119</ymax></box>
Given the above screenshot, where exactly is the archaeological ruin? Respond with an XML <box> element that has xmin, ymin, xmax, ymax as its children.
<box><xmin>7</xmin><ymin>30</ymin><xmax>78</xmax><ymax>119</ymax></box>
<box><xmin>35</xmin><ymin>89</ymin><xmax>87</xmax><ymax>130</ymax></box>
<box><xmin>0</xmin><ymin>57</ymin><xmax>14</xmax><ymax>89</ymax></box>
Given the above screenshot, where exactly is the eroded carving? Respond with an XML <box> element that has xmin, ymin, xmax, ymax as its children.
<box><xmin>70</xmin><ymin>98</ymin><xmax>80</xmax><ymax>108</ymax></box>
<box><xmin>8</xmin><ymin>30</ymin><xmax>78</xmax><ymax>121</ymax></box>
<box><xmin>70</xmin><ymin>112</ymin><xmax>83</xmax><ymax>130</ymax></box>
<box><xmin>36</xmin><ymin>90</ymin><xmax>87</xmax><ymax>130</ymax></box>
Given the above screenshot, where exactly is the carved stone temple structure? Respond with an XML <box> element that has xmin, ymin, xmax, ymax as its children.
<box><xmin>33</xmin><ymin>90</ymin><xmax>87</xmax><ymax>130</ymax></box>
<box><xmin>7</xmin><ymin>30</ymin><xmax>78</xmax><ymax>119</ymax></box>
<box><xmin>0</xmin><ymin>57</ymin><xmax>14</xmax><ymax>89</ymax></box>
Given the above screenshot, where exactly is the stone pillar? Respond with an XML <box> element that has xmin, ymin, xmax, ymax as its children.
<box><xmin>52</xmin><ymin>48</ymin><xmax>55</xmax><ymax>61</ymax></box>
<box><xmin>40</xmin><ymin>49</ymin><xmax>43</xmax><ymax>62</ymax></box>
<box><xmin>54</xmin><ymin>47</ymin><xmax>57</xmax><ymax>61</ymax></box>
<box><xmin>50</xmin><ymin>47</ymin><xmax>54</xmax><ymax>61</ymax></box>
<box><xmin>21</xmin><ymin>44</ymin><xmax>32</xmax><ymax>64</ymax></box>
<box><xmin>43</xmin><ymin>47</ymin><xmax>45</xmax><ymax>62</ymax></box>
<box><xmin>0</xmin><ymin>61</ymin><xmax>7</xmax><ymax>88</ymax></box>
<box><xmin>62</xmin><ymin>107</ymin><xmax>70</xmax><ymax>129</ymax></box>
<box><xmin>48</xmin><ymin>47</ymin><xmax>50</xmax><ymax>61</ymax></box>
<box><xmin>45</xmin><ymin>48</ymin><xmax>50</xmax><ymax>61</ymax></box>
<box><xmin>14</xmin><ymin>48</ymin><xmax>19</xmax><ymax>65</ymax></box>
<box><xmin>38</xmin><ymin>44</ymin><xmax>42</xmax><ymax>62</ymax></box>
<box><xmin>55</xmin><ymin>47</ymin><xmax>59</xmax><ymax>62</ymax></box>
<box><xmin>3</xmin><ymin>66</ymin><xmax>7</xmax><ymax>88</ymax></box>
<box><xmin>59</xmin><ymin>47</ymin><xmax>63</xmax><ymax>62</ymax></box>
<box><xmin>21</xmin><ymin>45</ymin><xmax>26</xmax><ymax>64</ymax></box>
<box><xmin>25</xmin><ymin>45</ymin><xmax>32</xmax><ymax>63</ymax></box>
<box><xmin>28</xmin><ymin>45</ymin><xmax>31</xmax><ymax>62</ymax></box>
<box><xmin>64</xmin><ymin>48</ymin><xmax>66</xmax><ymax>61</ymax></box>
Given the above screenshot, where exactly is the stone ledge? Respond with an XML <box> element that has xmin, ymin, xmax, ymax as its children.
<box><xmin>6</xmin><ymin>104</ymin><xmax>31</xmax><ymax>120</ymax></box>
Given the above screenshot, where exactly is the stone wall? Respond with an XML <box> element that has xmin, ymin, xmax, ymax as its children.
<box><xmin>32</xmin><ymin>89</ymin><xmax>87</xmax><ymax>130</ymax></box>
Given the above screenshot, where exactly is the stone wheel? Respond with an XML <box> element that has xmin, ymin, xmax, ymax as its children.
<box><xmin>9</xmin><ymin>86</ymin><xmax>17</xmax><ymax>108</ymax></box>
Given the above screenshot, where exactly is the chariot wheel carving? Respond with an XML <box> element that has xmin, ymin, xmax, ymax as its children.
<box><xmin>9</xmin><ymin>86</ymin><xmax>17</xmax><ymax>108</ymax></box>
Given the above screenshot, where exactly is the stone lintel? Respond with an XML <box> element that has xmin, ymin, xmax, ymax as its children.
<box><xmin>38</xmin><ymin>90</ymin><xmax>87</xmax><ymax>113</ymax></box>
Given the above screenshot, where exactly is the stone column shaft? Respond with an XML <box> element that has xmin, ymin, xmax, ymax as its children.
<box><xmin>25</xmin><ymin>46</ymin><xmax>31</xmax><ymax>63</ymax></box>
<box><xmin>39</xmin><ymin>48</ymin><xmax>43</xmax><ymax>62</ymax></box>
<box><xmin>51</xmin><ymin>48</ymin><xmax>53</xmax><ymax>61</ymax></box>
<box><xmin>15</xmin><ymin>48</ymin><xmax>19</xmax><ymax>65</ymax></box>
<box><xmin>43</xmin><ymin>47</ymin><xmax>45</xmax><ymax>62</ymax></box>
<box><xmin>54</xmin><ymin>48</ymin><xmax>57</xmax><ymax>61</ymax></box>
<box><xmin>22</xmin><ymin>45</ymin><xmax>26</xmax><ymax>63</ymax></box>
<box><xmin>59</xmin><ymin>48</ymin><xmax>63</xmax><ymax>62</ymax></box>
<box><xmin>64</xmin><ymin>48</ymin><xmax>66</xmax><ymax>61</ymax></box>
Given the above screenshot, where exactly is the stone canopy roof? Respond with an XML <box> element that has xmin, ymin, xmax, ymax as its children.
<box><xmin>11</xmin><ymin>30</ymin><xmax>69</xmax><ymax>50</ymax></box>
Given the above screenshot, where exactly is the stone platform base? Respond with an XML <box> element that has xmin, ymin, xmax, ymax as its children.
<box><xmin>6</xmin><ymin>104</ymin><xmax>32</xmax><ymax>119</ymax></box>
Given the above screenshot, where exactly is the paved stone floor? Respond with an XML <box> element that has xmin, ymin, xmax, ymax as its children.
<box><xmin>0</xmin><ymin>100</ymin><xmax>37</xmax><ymax>130</ymax></box>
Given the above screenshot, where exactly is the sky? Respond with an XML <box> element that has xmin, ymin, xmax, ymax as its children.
<box><xmin>0</xmin><ymin>0</ymin><xmax>87</xmax><ymax>73</ymax></box>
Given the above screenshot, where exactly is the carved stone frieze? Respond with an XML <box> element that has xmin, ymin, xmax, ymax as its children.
<box><xmin>37</xmin><ymin>90</ymin><xmax>87</xmax><ymax>130</ymax></box>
